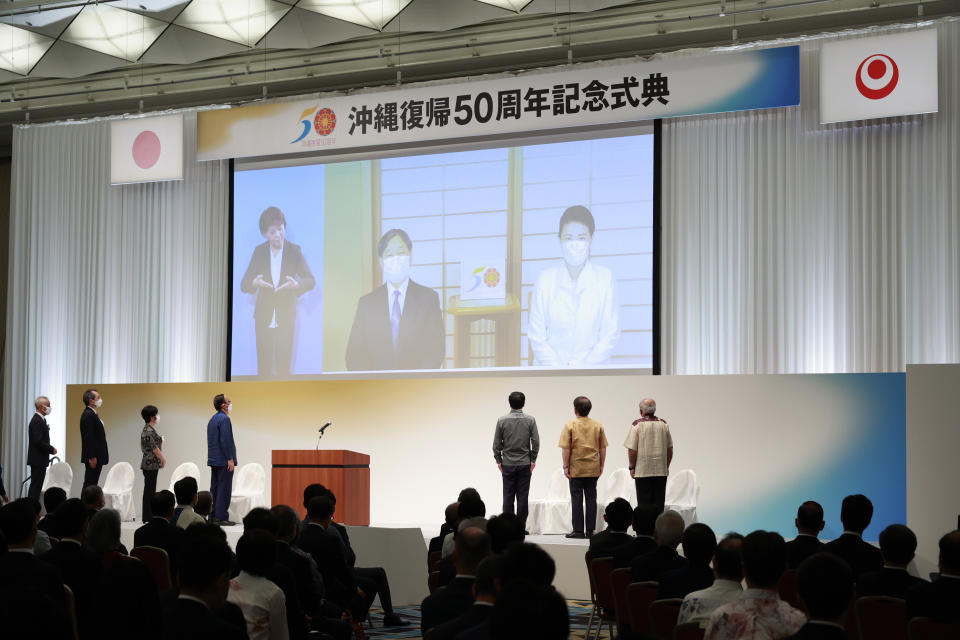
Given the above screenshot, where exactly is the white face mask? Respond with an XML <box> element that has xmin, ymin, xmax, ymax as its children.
<box><xmin>154</xmin><ymin>416</ymin><xmax>160</xmax><ymax>425</ymax></box>
<box><xmin>95</xmin><ymin>398</ymin><xmax>103</xmax><ymax>408</ymax></box>
<box><xmin>226</xmin><ymin>403</ymin><xmax>232</xmax><ymax>414</ymax></box>
<box><xmin>562</xmin><ymin>240</ymin><xmax>590</xmax><ymax>268</ymax></box>
<box><xmin>382</xmin><ymin>255</ymin><xmax>411</xmax><ymax>285</ymax></box>
<box><xmin>44</xmin><ymin>406</ymin><xmax>52</xmax><ymax>416</ymax></box>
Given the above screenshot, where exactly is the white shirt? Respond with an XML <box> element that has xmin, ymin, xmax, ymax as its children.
<box><xmin>678</xmin><ymin>579</ymin><xmax>744</xmax><ymax>624</ymax></box>
<box><xmin>269</xmin><ymin>244</ymin><xmax>284</xmax><ymax>328</ymax></box>
<box><xmin>527</xmin><ymin>261</ymin><xmax>619</xmax><ymax>366</ymax></box>
<box><xmin>624</xmin><ymin>418</ymin><xmax>673</xmax><ymax>477</ymax></box>
<box><xmin>386</xmin><ymin>278</ymin><xmax>410</xmax><ymax>319</ymax></box>
<box><xmin>175</xmin><ymin>505</ymin><xmax>206</xmax><ymax>530</ymax></box>
<box><xmin>34</xmin><ymin>529</ymin><xmax>52</xmax><ymax>555</ymax></box>
<box><xmin>228</xmin><ymin>570</ymin><xmax>289</xmax><ymax>640</ymax></box>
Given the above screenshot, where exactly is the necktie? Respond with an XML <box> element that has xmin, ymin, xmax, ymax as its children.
<box><xmin>391</xmin><ymin>290</ymin><xmax>401</xmax><ymax>349</ymax></box>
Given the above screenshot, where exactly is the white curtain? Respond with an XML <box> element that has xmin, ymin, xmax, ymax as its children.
<box><xmin>662</xmin><ymin>20</ymin><xmax>960</xmax><ymax>374</ymax></box>
<box><xmin>2</xmin><ymin>112</ymin><xmax>228</xmax><ymax>495</ymax></box>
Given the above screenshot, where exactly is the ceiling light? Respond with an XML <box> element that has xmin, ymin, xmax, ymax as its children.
<box><xmin>0</xmin><ymin>23</ymin><xmax>54</xmax><ymax>75</ymax></box>
<box><xmin>175</xmin><ymin>0</ymin><xmax>292</xmax><ymax>47</ymax></box>
<box><xmin>297</xmin><ymin>0</ymin><xmax>413</xmax><ymax>31</ymax></box>
<box><xmin>62</xmin><ymin>4</ymin><xmax>166</xmax><ymax>62</ymax></box>
<box><xmin>473</xmin><ymin>0</ymin><xmax>534</xmax><ymax>12</ymax></box>
<box><xmin>0</xmin><ymin>7</ymin><xmax>81</xmax><ymax>29</ymax></box>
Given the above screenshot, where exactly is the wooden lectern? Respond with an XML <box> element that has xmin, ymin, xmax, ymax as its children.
<box><xmin>272</xmin><ymin>450</ymin><xmax>370</xmax><ymax>525</ymax></box>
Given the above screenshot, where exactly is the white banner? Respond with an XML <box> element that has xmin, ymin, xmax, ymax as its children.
<box><xmin>111</xmin><ymin>114</ymin><xmax>184</xmax><ymax>184</ymax></box>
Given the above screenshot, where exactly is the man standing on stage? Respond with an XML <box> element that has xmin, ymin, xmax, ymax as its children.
<box><xmin>80</xmin><ymin>388</ymin><xmax>109</xmax><ymax>488</ymax></box>
<box><xmin>493</xmin><ymin>391</ymin><xmax>540</xmax><ymax>533</ymax></box>
<box><xmin>28</xmin><ymin>396</ymin><xmax>56</xmax><ymax>500</ymax></box>
<box><xmin>624</xmin><ymin>397</ymin><xmax>673</xmax><ymax>513</ymax></box>
<box><xmin>559</xmin><ymin>395</ymin><xmax>607</xmax><ymax>539</ymax></box>
<box><xmin>206</xmin><ymin>394</ymin><xmax>237</xmax><ymax>526</ymax></box>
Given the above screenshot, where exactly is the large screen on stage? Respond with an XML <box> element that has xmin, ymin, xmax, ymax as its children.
<box><xmin>230</xmin><ymin>131</ymin><xmax>655</xmax><ymax>379</ymax></box>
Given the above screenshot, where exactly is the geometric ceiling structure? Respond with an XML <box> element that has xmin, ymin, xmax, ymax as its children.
<box><xmin>297</xmin><ymin>0</ymin><xmax>413</xmax><ymax>30</ymax></box>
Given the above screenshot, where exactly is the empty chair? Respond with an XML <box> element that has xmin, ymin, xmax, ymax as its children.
<box><xmin>41</xmin><ymin>461</ymin><xmax>73</xmax><ymax>495</ymax></box>
<box><xmin>227</xmin><ymin>462</ymin><xmax>267</xmax><ymax>523</ymax></box>
<box><xmin>611</xmin><ymin>567</ymin><xmax>633</xmax><ymax>630</ymax></box>
<box><xmin>585</xmin><ymin>551</ymin><xmax>599</xmax><ymax>640</ymax></box>
<box><xmin>528</xmin><ymin>467</ymin><xmax>574</xmax><ymax>534</ymax></box>
<box><xmin>856</xmin><ymin>596</ymin><xmax>907</xmax><ymax>640</ymax></box>
<box><xmin>603</xmin><ymin>468</ymin><xmax>637</xmax><ymax>508</ymax></box>
<box><xmin>590</xmin><ymin>557</ymin><xmax>617</xmax><ymax>640</ymax></box>
<box><xmin>103</xmin><ymin>462</ymin><xmax>136</xmax><ymax>521</ymax></box>
<box><xmin>664</xmin><ymin>469</ymin><xmax>699</xmax><ymax>526</ymax></box>
<box><xmin>649</xmin><ymin>598</ymin><xmax>683</xmax><ymax>639</ymax></box>
<box><xmin>908</xmin><ymin>617</ymin><xmax>960</xmax><ymax>640</ymax></box>
<box><xmin>167</xmin><ymin>461</ymin><xmax>200</xmax><ymax>492</ymax></box>
<box><xmin>131</xmin><ymin>545</ymin><xmax>172</xmax><ymax>593</ymax></box>
<box><xmin>626</xmin><ymin>581</ymin><xmax>659</xmax><ymax>635</ymax></box>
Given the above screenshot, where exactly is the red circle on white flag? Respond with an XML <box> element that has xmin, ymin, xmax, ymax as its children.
<box><xmin>855</xmin><ymin>54</ymin><xmax>899</xmax><ymax>100</ymax></box>
<box><xmin>132</xmin><ymin>130</ymin><xmax>162</xmax><ymax>169</ymax></box>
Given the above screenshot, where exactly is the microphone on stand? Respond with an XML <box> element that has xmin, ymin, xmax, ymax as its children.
<box><xmin>316</xmin><ymin>422</ymin><xmax>332</xmax><ymax>450</ymax></box>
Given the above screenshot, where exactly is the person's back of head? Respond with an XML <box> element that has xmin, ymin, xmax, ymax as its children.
<box><xmin>86</xmin><ymin>508</ymin><xmax>121</xmax><ymax>554</ymax></box>
<box><xmin>270</xmin><ymin>505</ymin><xmax>300</xmax><ymax>542</ymax></box>
<box><xmin>444</xmin><ymin>502</ymin><xmax>460</xmax><ymax>528</ymax></box>
<box><xmin>0</xmin><ymin>500</ymin><xmax>35</xmax><ymax>546</ymax></box>
<box><xmin>508</xmin><ymin>391</ymin><xmax>525</xmax><ymax>410</ymax></box>
<box><xmin>81</xmin><ymin>485</ymin><xmax>104</xmax><ymax>510</ymax></box>
<box><xmin>306</xmin><ymin>496</ymin><xmax>334</xmax><ymax>523</ymax></box>
<box><xmin>939</xmin><ymin>529</ymin><xmax>960</xmax><ymax>576</ymax></box>
<box><xmin>714</xmin><ymin>533</ymin><xmax>745</xmax><ymax>581</ymax></box>
<box><xmin>796</xmin><ymin>501</ymin><xmax>825</xmax><ymax>535</ymax></box>
<box><xmin>487</xmin><ymin>512</ymin><xmax>525</xmax><ymax>554</ymax></box>
<box><xmin>458</xmin><ymin>496</ymin><xmax>486</xmax><ymax>520</ymax></box>
<box><xmin>604</xmin><ymin>498</ymin><xmax>633</xmax><ymax>532</ymax></box>
<box><xmin>573</xmin><ymin>395</ymin><xmax>592</xmax><ymax>417</ymax></box>
<box><xmin>840</xmin><ymin>494</ymin><xmax>873</xmax><ymax>534</ymax></box>
<box><xmin>150</xmin><ymin>490</ymin><xmax>176</xmax><ymax>521</ymax></box>
<box><xmin>174</xmin><ymin>476</ymin><xmax>199</xmax><ymax>507</ymax></box>
<box><xmin>302</xmin><ymin>483</ymin><xmax>331</xmax><ymax>510</ymax></box>
<box><xmin>474</xmin><ymin>555</ymin><xmax>501</xmax><ymax>600</ymax></box>
<box><xmin>43</xmin><ymin>487</ymin><xmax>67</xmax><ymax>514</ymax></box>
<box><xmin>242</xmin><ymin>507</ymin><xmax>279</xmax><ymax>536</ymax></box>
<box><xmin>179</xmin><ymin>527</ymin><xmax>234</xmax><ymax>608</ymax></box>
<box><xmin>654</xmin><ymin>510</ymin><xmax>685</xmax><ymax>549</ymax></box>
<box><xmin>742</xmin><ymin>530</ymin><xmax>788</xmax><ymax>588</ymax></box>
<box><xmin>878</xmin><ymin>524</ymin><xmax>917</xmax><ymax>567</ymax></box>
<box><xmin>453</xmin><ymin>526</ymin><xmax>491</xmax><ymax>575</ymax></box>
<box><xmin>681</xmin><ymin>523</ymin><xmax>717</xmax><ymax>566</ymax></box>
<box><xmin>56</xmin><ymin>499</ymin><xmax>89</xmax><ymax>541</ymax></box>
<box><xmin>458</xmin><ymin>488</ymin><xmax>481</xmax><ymax>503</ymax></box>
<box><xmin>490</xmin><ymin>581</ymin><xmax>568</xmax><ymax>640</ymax></box>
<box><xmin>500</xmin><ymin>542</ymin><xmax>556</xmax><ymax>586</ymax></box>
<box><xmin>796</xmin><ymin>552</ymin><xmax>854</xmax><ymax>622</ymax></box>
<box><xmin>236</xmin><ymin>529</ymin><xmax>277</xmax><ymax>577</ymax></box>
<box><xmin>632</xmin><ymin>504</ymin><xmax>660</xmax><ymax>537</ymax></box>
<box><xmin>195</xmin><ymin>491</ymin><xmax>212</xmax><ymax>517</ymax></box>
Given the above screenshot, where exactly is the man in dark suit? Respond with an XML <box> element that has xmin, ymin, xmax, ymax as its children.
<box><xmin>631</xmin><ymin>509</ymin><xmax>688</xmax><ymax>582</ymax></box>
<box><xmin>27</xmin><ymin>395</ymin><xmax>57</xmax><ymax>501</ymax></box>
<box><xmin>611</xmin><ymin>503</ymin><xmax>660</xmax><ymax>568</ymax></box>
<box><xmin>421</xmin><ymin>526</ymin><xmax>491</xmax><ymax>636</ymax></box>
<box><xmin>79</xmin><ymin>387</ymin><xmax>109</xmax><ymax>488</ymax></box>
<box><xmin>206</xmin><ymin>394</ymin><xmax>237</xmax><ymax>526</ymax></box>
<box><xmin>345</xmin><ymin>228</ymin><xmax>445</xmax><ymax>371</ymax></box>
<box><xmin>239</xmin><ymin>206</ymin><xmax>316</xmax><ymax>379</ymax></box>
<box><xmin>659</xmin><ymin>522</ymin><xmax>716</xmax><ymax>599</ymax></box>
<box><xmin>906</xmin><ymin>529</ymin><xmax>960</xmax><ymax>622</ymax></box>
<box><xmin>786</xmin><ymin>501</ymin><xmax>826</xmax><ymax>570</ymax></box>
<box><xmin>857</xmin><ymin>524</ymin><xmax>927</xmax><ymax>599</ymax></box>
<box><xmin>783</xmin><ymin>552</ymin><xmax>854</xmax><ymax>640</ymax></box>
<box><xmin>589</xmin><ymin>498</ymin><xmax>634</xmax><ymax>558</ymax></box>
<box><xmin>429</xmin><ymin>502</ymin><xmax>460</xmax><ymax>562</ymax></box>
<box><xmin>429</xmin><ymin>555</ymin><xmax>499</xmax><ymax>640</ymax></box>
<box><xmin>134</xmin><ymin>490</ymin><xmax>185</xmax><ymax>578</ymax></box>
<box><xmin>823</xmin><ymin>494</ymin><xmax>883</xmax><ymax>578</ymax></box>
<box><xmin>38</xmin><ymin>487</ymin><xmax>67</xmax><ymax>537</ymax></box>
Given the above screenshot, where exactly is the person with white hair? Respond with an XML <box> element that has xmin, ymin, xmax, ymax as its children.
<box><xmin>631</xmin><ymin>510</ymin><xmax>687</xmax><ymax>582</ymax></box>
<box><xmin>624</xmin><ymin>397</ymin><xmax>673</xmax><ymax>513</ymax></box>
<box><xmin>27</xmin><ymin>395</ymin><xmax>56</xmax><ymax>501</ymax></box>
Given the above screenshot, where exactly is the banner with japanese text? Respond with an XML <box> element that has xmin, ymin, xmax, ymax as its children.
<box><xmin>198</xmin><ymin>45</ymin><xmax>799</xmax><ymax>161</ymax></box>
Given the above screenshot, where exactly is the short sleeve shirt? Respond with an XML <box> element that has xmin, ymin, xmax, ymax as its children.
<box><xmin>558</xmin><ymin>417</ymin><xmax>608</xmax><ymax>478</ymax></box>
<box><xmin>623</xmin><ymin>417</ymin><xmax>672</xmax><ymax>478</ymax></box>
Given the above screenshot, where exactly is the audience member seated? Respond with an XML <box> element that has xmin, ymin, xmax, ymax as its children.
<box><xmin>135</xmin><ymin>489</ymin><xmax>185</xmax><ymax>578</ymax></box>
<box><xmin>21</xmin><ymin>497</ymin><xmax>53</xmax><ymax>554</ymax></box>
<box><xmin>430</xmin><ymin>502</ymin><xmax>461</xmax><ymax>560</ymax></box>
<box><xmin>857</xmin><ymin>524</ymin><xmax>927</xmax><ymax>599</ymax></box>
<box><xmin>437</xmin><ymin>511</ymin><xmax>489</xmax><ymax>588</ymax></box>
<box><xmin>487</xmin><ymin>580</ymin><xmax>569</xmax><ymax>640</ymax></box>
<box><xmin>97</xmin><ymin>545</ymin><xmax>163</xmax><ymax>640</ymax></box>
<box><xmin>659</xmin><ymin>522</ymin><xmax>717</xmax><ymax>599</ymax></box>
<box><xmin>679</xmin><ymin>533</ymin><xmax>744</xmax><ymax>625</ymax></box>
<box><xmin>631</xmin><ymin>509</ymin><xmax>687</xmax><ymax>582</ymax></box>
<box><xmin>81</xmin><ymin>484</ymin><xmax>105</xmax><ymax>513</ymax></box>
<box><xmin>161</xmin><ymin>527</ymin><xmax>246</xmax><ymax>639</ymax></box>
<box><xmin>41</xmin><ymin>498</ymin><xmax>103</xmax><ymax>639</ymax></box>
<box><xmin>906</xmin><ymin>529</ymin><xmax>960</xmax><ymax>622</ymax></box>
<box><xmin>486</xmin><ymin>512</ymin><xmax>526</xmax><ymax>554</ymax></box>
<box><xmin>612</xmin><ymin>503</ymin><xmax>660</xmax><ymax>568</ymax></box>
<box><xmin>786</xmin><ymin>501</ymin><xmax>826</xmax><ymax>570</ymax></box>
<box><xmin>86</xmin><ymin>507</ymin><xmax>129</xmax><ymax>559</ymax></box>
<box><xmin>823</xmin><ymin>494</ymin><xmax>883</xmax><ymax>578</ymax></box>
<box><xmin>589</xmin><ymin>498</ymin><xmax>634</xmax><ymax>558</ymax></box>
<box><xmin>705</xmin><ymin>530</ymin><xmax>805</xmax><ymax>640</ymax></box>
<box><xmin>229</xmin><ymin>529</ymin><xmax>290</xmax><ymax>640</ymax></box>
<box><xmin>195</xmin><ymin>491</ymin><xmax>213</xmax><ymax>520</ymax></box>
<box><xmin>430</xmin><ymin>555</ymin><xmax>500</xmax><ymax>640</ymax></box>
<box><xmin>421</xmin><ymin>526</ymin><xmax>491</xmax><ymax>636</ymax></box>
<box><xmin>783</xmin><ymin>552</ymin><xmax>854</xmax><ymax>640</ymax></box>
<box><xmin>442</xmin><ymin>495</ymin><xmax>487</xmax><ymax>559</ymax></box>
<box><xmin>174</xmin><ymin>477</ymin><xmax>206</xmax><ymax>530</ymax></box>
<box><xmin>39</xmin><ymin>486</ymin><xmax>67</xmax><ymax>536</ymax></box>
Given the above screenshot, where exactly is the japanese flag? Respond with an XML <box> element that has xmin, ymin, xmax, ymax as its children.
<box><xmin>110</xmin><ymin>114</ymin><xmax>184</xmax><ymax>184</ymax></box>
<box><xmin>820</xmin><ymin>29</ymin><xmax>938</xmax><ymax>124</ymax></box>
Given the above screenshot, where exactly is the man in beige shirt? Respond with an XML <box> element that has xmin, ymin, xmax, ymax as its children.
<box><xmin>624</xmin><ymin>397</ymin><xmax>673</xmax><ymax>513</ymax></box>
<box><xmin>558</xmin><ymin>396</ymin><xmax>608</xmax><ymax>539</ymax></box>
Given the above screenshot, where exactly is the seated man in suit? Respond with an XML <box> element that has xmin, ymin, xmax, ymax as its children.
<box><xmin>906</xmin><ymin>529</ymin><xmax>960</xmax><ymax>622</ymax></box>
<box><xmin>486</xmin><ymin>512</ymin><xmax>525</xmax><ymax>555</ymax></box>
<box><xmin>429</xmin><ymin>502</ymin><xmax>460</xmax><ymax>562</ymax></box>
<box><xmin>194</xmin><ymin>491</ymin><xmax>213</xmax><ymax>520</ymax></box>
<box><xmin>857</xmin><ymin>524</ymin><xmax>927</xmax><ymax>598</ymax></box>
<box><xmin>38</xmin><ymin>487</ymin><xmax>67</xmax><ymax>537</ymax></box>
<box><xmin>823</xmin><ymin>494</ymin><xmax>883</xmax><ymax>578</ymax></box>
<box><xmin>786</xmin><ymin>501</ymin><xmax>826</xmax><ymax>570</ymax></box>
<box><xmin>783</xmin><ymin>552</ymin><xmax>854</xmax><ymax>640</ymax></box>
<box><xmin>589</xmin><ymin>498</ymin><xmax>634</xmax><ymax>558</ymax></box>
<box><xmin>133</xmin><ymin>490</ymin><xmax>185</xmax><ymax>579</ymax></box>
<box><xmin>611</xmin><ymin>503</ymin><xmax>660</xmax><ymax>568</ymax></box>
<box><xmin>631</xmin><ymin>509</ymin><xmax>688</xmax><ymax>582</ymax></box>
<box><xmin>679</xmin><ymin>533</ymin><xmax>745</xmax><ymax>625</ymax></box>
<box><xmin>420</xmin><ymin>526</ymin><xmax>491</xmax><ymax>636</ymax></box>
<box><xmin>429</xmin><ymin>555</ymin><xmax>499</xmax><ymax>640</ymax></box>
<box><xmin>659</xmin><ymin>522</ymin><xmax>717</xmax><ymax>599</ymax></box>
<box><xmin>173</xmin><ymin>477</ymin><xmax>206</xmax><ymax>530</ymax></box>
<box><xmin>81</xmin><ymin>484</ymin><xmax>105</xmax><ymax>513</ymax></box>
<box><xmin>345</xmin><ymin>228</ymin><xmax>445</xmax><ymax>371</ymax></box>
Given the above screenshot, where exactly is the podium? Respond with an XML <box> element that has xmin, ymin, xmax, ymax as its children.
<box><xmin>271</xmin><ymin>450</ymin><xmax>370</xmax><ymax>525</ymax></box>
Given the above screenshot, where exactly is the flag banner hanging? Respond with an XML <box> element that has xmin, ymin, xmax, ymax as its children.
<box><xmin>111</xmin><ymin>114</ymin><xmax>184</xmax><ymax>184</ymax></box>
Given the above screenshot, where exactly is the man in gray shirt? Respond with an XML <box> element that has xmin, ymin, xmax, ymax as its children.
<box><xmin>493</xmin><ymin>391</ymin><xmax>540</xmax><ymax>532</ymax></box>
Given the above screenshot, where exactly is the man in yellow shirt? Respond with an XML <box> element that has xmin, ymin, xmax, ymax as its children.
<box><xmin>558</xmin><ymin>396</ymin><xmax>608</xmax><ymax>539</ymax></box>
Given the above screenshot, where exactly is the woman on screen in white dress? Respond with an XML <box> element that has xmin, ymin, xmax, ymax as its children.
<box><xmin>527</xmin><ymin>205</ymin><xmax>620</xmax><ymax>367</ymax></box>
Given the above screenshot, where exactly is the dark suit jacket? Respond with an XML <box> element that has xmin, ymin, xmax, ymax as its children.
<box><xmin>42</xmin><ymin>540</ymin><xmax>103</xmax><ymax>638</ymax></box>
<box><xmin>277</xmin><ymin>541</ymin><xmax>324</xmax><ymax>618</ymax></box>
<box><xmin>330</xmin><ymin>521</ymin><xmax>357</xmax><ymax>567</ymax></box>
<box><xmin>297</xmin><ymin>523</ymin><xmax>356</xmax><ymax>606</ymax></box>
<box><xmin>823</xmin><ymin>534</ymin><xmax>883</xmax><ymax>578</ymax></box>
<box><xmin>28</xmin><ymin>413</ymin><xmax>56</xmax><ymax>467</ymax></box>
<box><xmin>345</xmin><ymin>280</ymin><xmax>444</xmax><ymax>371</ymax></box>
<box><xmin>786</xmin><ymin>535</ymin><xmax>825</xmax><ymax>570</ymax></box>
<box><xmin>0</xmin><ymin>550</ymin><xmax>70</xmax><ymax>637</ymax></box>
<box><xmin>589</xmin><ymin>530</ymin><xmax>634</xmax><ymax>559</ymax></box>
<box><xmin>631</xmin><ymin>546</ymin><xmax>688</xmax><ymax>583</ymax></box>
<box><xmin>430</xmin><ymin>602</ymin><xmax>494</xmax><ymax>640</ymax></box>
<box><xmin>134</xmin><ymin>517</ymin><xmax>185</xmax><ymax>576</ymax></box>
<box><xmin>38</xmin><ymin>513</ymin><xmax>59</xmax><ymax>538</ymax></box>
<box><xmin>80</xmin><ymin>406</ymin><xmax>109</xmax><ymax>465</ymax></box>
<box><xmin>857</xmin><ymin>567</ymin><xmax>927</xmax><ymax>599</ymax></box>
<box><xmin>612</xmin><ymin>535</ymin><xmax>658</xmax><ymax>569</ymax></box>
<box><xmin>240</xmin><ymin>241</ymin><xmax>315</xmax><ymax>329</ymax></box>
<box><xmin>657</xmin><ymin>562</ymin><xmax>714</xmax><ymax>599</ymax></box>
<box><xmin>454</xmin><ymin>618</ymin><xmax>490</xmax><ymax>640</ymax></box>
<box><xmin>161</xmin><ymin>597</ymin><xmax>248</xmax><ymax>640</ymax></box>
<box><xmin>782</xmin><ymin>622</ymin><xmax>848</xmax><ymax>639</ymax></box>
<box><xmin>906</xmin><ymin>575</ymin><xmax>960</xmax><ymax>621</ymax></box>
<box><xmin>421</xmin><ymin>575</ymin><xmax>476</xmax><ymax>635</ymax></box>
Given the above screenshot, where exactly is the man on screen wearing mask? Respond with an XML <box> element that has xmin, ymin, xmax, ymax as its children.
<box><xmin>207</xmin><ymin>394</ymin><xmax>238</xmax><ymax>526</ymax></box>
<box><xmin>527</xmin><ymin>205</ymin><xmax>620</xmax><ymax>367</ymax></box>
<box><xmin>345</xmin><ymin>228</ymin><xmax>445</xmax><ymax>371</ymax></box>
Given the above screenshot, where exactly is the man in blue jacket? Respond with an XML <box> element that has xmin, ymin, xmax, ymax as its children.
<box><xmin>207</xmin><ymin>394</ymin><xmax>237</xmax><ymax>526</ymax></box>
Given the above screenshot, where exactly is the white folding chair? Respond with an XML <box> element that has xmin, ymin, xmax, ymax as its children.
<box><xmin>665</xmin><ymin>469</ymin><xmax>700</xmax><ymax>526</ymax></box>
<box><xmin>103</xmin><ymin>462</ymin><xmax>137</xmax><ymax>522</ymax></box>
<box><xmin>528</xmin><ymin>467</ymin><xmax>575</xmax><ymax>534</ymax></box>
<box><xmin>602</xmin><ymin>468</ymin><xmax>637</xmax><ymax>507</ymax></box>
<box><xmin>168</xmin><ymin>462</ymin><xmax>201</xmax><ymax>492</ymax></box>
<box><xmin>41</xmin><ymin>461</ymin><xmax>74</xmax><ymax>495</ymax></box>
<box><xmin>228</xmin><ymin>463</ymin><xmax>267</xmax><ymax>523</ymax></box>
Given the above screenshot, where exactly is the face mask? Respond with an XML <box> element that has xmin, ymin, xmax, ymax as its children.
<box><xmin>44</xmin><ymin>406</ymin><xmax>52</xmax><ymax>416</ymax></box>
<box><xmin>382</xmin><ymin>255</ymin><xmax>411</xmax><ymax>285</ymax></box>
<box><xmin>562</xmin><ymin>240</ymin><xmax>590</xmax><ymax>267</ymax></box>
<box><xmin>154</xmin><ymin>416</ymin><xmax>160</xmax><ymax>425</ymax></box>
<box><xmin>95</xmin><ymin>398</ymin><xmax>103</xmax><ymax>408</ymax></box>
<box><xmin>226</xmin><ymin>403</ymin><xmax>232</xmax><ymax>414</ymax></box>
